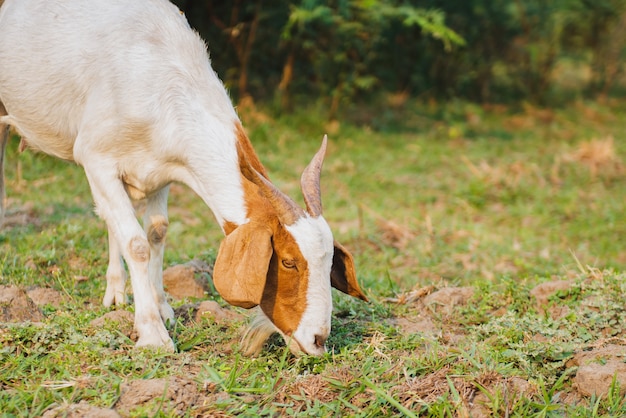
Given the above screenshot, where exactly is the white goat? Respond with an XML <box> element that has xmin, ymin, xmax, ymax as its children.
<box><xmin>0</xmin><ymin>0</ymin><xmax>367</xmax><ymax>355</ymax></box>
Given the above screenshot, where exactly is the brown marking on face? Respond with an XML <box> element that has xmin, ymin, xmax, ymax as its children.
<box><xmin>259</xmin><ymin>225</ymin><xmax>309</xmax><ymax>336</ymax></box>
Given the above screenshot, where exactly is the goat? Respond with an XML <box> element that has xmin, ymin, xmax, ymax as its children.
<box><xmin>0</xmin><ymin>0</ymin><xmax>367</xmax><ymax>356</ymax></box>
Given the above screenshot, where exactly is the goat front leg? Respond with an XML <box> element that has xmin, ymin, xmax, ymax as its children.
<box><xmin>79</xmin><ymin>158</ymin><xmax>173</xmax><ymax>351</ymax></box>
<box><xmin>144</xmin><ymin>186</ymin><xmax>174</xmax><ymax>324</ymax></box>
<box><xmin>103</xmin><ymin>225</ymin><xmax>128</xmax><ymax>307</ymax></box>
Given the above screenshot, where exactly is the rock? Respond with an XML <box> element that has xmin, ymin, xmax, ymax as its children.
<box><xmin>163</xmin><ymin>261</ymin><xmax>212</xmax><ymax>300</ymax></box>
<box><xmin>570</xmin><ymin>344</ymin><xmax>626</xmax><ymax>397</ymax></box>
<box><xmin>0</xmin><ymin>285</ymin><xmax>44</xmax><ymax>322</ymax></box>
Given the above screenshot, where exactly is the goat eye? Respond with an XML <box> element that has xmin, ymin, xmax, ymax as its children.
<box><xmin>282</xmin><ymin>259</ymin><xmax>297</xmax><ymax>270</ymax></box>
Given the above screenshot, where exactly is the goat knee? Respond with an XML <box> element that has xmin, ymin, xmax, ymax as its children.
<box><xmin>128</xmin><ymin>236</ymin><xmax>150</xmax><ymax>262</ymax></box>
<box><xmin>147</xmin><ymin>217</ymin><xmax>168</xmax><ymax>246</ymax></box>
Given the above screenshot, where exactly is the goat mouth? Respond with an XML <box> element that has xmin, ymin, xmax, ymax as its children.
<box><xmin>286</xmin><ymin>336</ymin><xmax>326</xmax><ymax>356</ymax></box>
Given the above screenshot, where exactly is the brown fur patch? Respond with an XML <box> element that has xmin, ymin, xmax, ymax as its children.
<box><xmin>147</xmin><ymin>219</ymin><xmax>168</xmax><ymax>246</ymax></box>
<box><xmin>259</xmin><ymin>225</ymin><xmax>309</xmax><ymax>336</ymax></box>
<box><xmin>235</xmin><ymin>122</ymin><xmax>269</xmax><ymax>179</ymax></box>
<box><xmin>222</xmin><ymin>221</ymin><xmax>237</xmax><ymax>235</ymax></box>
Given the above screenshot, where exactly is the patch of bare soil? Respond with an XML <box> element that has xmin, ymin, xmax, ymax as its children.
<box><xmin>163</xmin><ymin>260</ymin><xmax>212</xmax><ymax>300</ymax></box>
<box><xmin>89</xmin><ymin>310</ymin><xmax>135</xmax><ymax>339</ymax></box>
<box><xmin>0</xmin><ymin>285</ymin><xmax>44</xmax><ymax>322</ymax></box>
<box><xmin>115</xmin><ymin>376</ymin><xmax>211</xmax><ymax>417</ymax></box>
<box><xmin>0</xmin><ymin>201</ymin><xmax>41</xmax><ymax>228</ymax></box>
<box><xmin>530</xmin><ymin>279</ymin><xmax>575</xmax><ymax>318</ymax></box>
<box><xmin>175</xmin><ymin>300</ymin><xmax>243</xmax><ymax>325</ymax></box>
<box><xmin>392</xmin><ymin>366</ymin><xmax>533</xmax><ymax>417</ymax></box>
<box><xmin>389</xmin><ymin>286</ymin><xmax>474</xmax><ymax>341</ymax></box>
<box><xmin>424</xmin><ymin>287</ymin><xmax>474</xmax><ymax>315</ymax></box>
<box><xmin>42</xmin><ymin>401</ymin><xmax>120</xmax><ymax>418</ymax></box>
<box><xmin>277</xmin><ymin>374</ymin><xmax>338</xmax><ymax>406</ymax></box>
<box><xmin>26</xmin><ymin>287</ymin><xmax>67</xmax><ymax>308</ymax></box>
<box><xmin>194</xmin><ymin>301</ymin><xmax>243</xmax><ymax>323</ymax></box>
<box><xmin>568</xmin><ymin>344</ymin><xmax>626</xmax><ymax>397</ymax></box>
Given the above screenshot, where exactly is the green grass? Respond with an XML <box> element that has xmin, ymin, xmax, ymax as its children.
<box><xmin>1</xmin><ymin>99</ymin><xmax>626</xmax><ymax>416</ymax></box>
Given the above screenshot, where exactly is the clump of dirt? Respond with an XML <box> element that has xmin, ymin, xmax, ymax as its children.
<box><xmin>423</xmin><ymin>287</ymin><xmax>474</xmax><ymax>315</ymax></box>
<box><xmin>569</xmin><ymin>344</ymin><xmax>626</xmax><ymax>397</ymax></box>
<box><xmin>163</xmin><ymin>260</ymin><xmax>212</xmax><ymax>300</ymax></box>
<box><xmin>469</xmin><ymin>376</ymin><xmax>534</xmax><ymax>418</ymax></box>
<box><xmin>392</xmin><ymin>367</ymin><xmax>532</xmax><ymax>417</ymax></box>
<box><xmin>389</xmin><ymin>286</ymin><xmax>473</xmax><ymax>342</ymax></box>
<box><xmin>175</xmin><ymin>300</ymin><xmax>243</xmax><ymax>325</ymax></box>
<box><xmin>41</xmin><ymin>401</ymin><xmax>120</xmax><ymax>418</ymax></box>
<box><xmin>90</xmin><ymin>310</ymin><xmax>135</xmax><ymax>339</ymax></box>
<box><xmin>115</xmin><ymin>376</ymin><xmax>205</xmax><ymax>416</ymax></box>
<box><xmin>277</xmin><ymin>374</ymin><xmax>338</xmax><ymax>406</ymax></box>
<box><xmin>194</xmin><ymin>301</ymin><xmax>242</xmax><ymax>324</ymax></box>
<box><xmin>0</xmin><ymin>285</ymin><xmax>44</xmax><ymax>322</ymax></box>
<box><xmin>26</xmin><ymin>287</ymin><xmax>66</xmax><ymax>308</ymax></box>
<box><xmin>530</xmin><ymin>279</ymin><xmax>575</xmax><ymax>318</ymax></box>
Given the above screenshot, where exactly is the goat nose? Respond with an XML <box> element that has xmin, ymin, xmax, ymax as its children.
<box><xmin>314</xmin><ymin>334</ymin><xmax>327</xmax><ymax>349</ymax></box>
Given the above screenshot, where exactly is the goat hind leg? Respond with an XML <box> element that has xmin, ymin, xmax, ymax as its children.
<box><xmin>103</xmin><ymin>225</ymin><xmax>128</xmax><ymax>307</ymax></box>
<box><xmin>144</xmin><ymin>186</ymin><xmax>174</xmax><ymax>324</ymax></box>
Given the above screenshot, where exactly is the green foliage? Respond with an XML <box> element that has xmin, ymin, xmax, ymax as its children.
<box><xmin>172</xmin><ymin>0</ymin><xmax>626</xmax><ymax>108</ymax></box>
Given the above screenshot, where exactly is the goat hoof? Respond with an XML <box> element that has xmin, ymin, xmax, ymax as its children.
<box><xmin>103</xmin><ymin>289</ymin><xmax>127</xmax><ymax>307</ymax></box>
<box><xmin>135</xmin><ymin>335</ymin><xmax>175</xmax><ymax>352</ymax></box>
<box><xmin>159</xmin><ymin>303</ymin><xmax>175</xmax><ymax>325</ymax></box>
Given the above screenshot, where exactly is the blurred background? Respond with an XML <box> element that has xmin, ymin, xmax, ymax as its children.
<box><xmin>172</xmin><ymin>0</ymin><xmax>626</xmax><ymax>115</ymax></box>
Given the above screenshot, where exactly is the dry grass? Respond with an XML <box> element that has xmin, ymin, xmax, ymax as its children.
<box><xmin>566</xmin><ymin>136</ymin><xmax>623</xmax><ymax>178</ymax></box>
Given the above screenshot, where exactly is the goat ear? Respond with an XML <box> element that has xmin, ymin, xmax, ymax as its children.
<box><xmin>213</xmin><ymin>223</ymin><xmax>273</xmax><ymax>309</ymax></box>
<box><xmin>330</xmin><ymin>241</ymin><xmax>368</xmax><ymax>301</ymax></box>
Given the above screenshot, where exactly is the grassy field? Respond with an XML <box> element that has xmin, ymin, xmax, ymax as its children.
<box><xmin>1</xmin><ymin>99</ymin><xmax>626</xmax><ymax>416</ymax></box>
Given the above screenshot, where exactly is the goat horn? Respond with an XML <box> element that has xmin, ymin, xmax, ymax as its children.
<box><xmin>301</xmin><ymin>135</ymin><xmax>327</xmax><ymax>217</ymax></box>
<box><xmin>240</xmin><ymin>155</ymin><xmax>305</xmax><ymax>226</ymax></box>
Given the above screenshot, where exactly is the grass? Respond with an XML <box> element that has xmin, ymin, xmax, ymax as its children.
<box><xmin>1</xmin><ymin>98</ymin><xmax>626</xmax><ymax>416</ymax></box>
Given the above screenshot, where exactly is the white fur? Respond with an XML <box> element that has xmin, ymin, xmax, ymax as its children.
<box><xmin>286</xmin><ymin>216</ymin><xmax>334</xmax><ymax>355</ymax></box>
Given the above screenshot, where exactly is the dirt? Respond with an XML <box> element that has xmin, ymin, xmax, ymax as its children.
<box><xmin>42</xmin><ymin>401</ymin><xmax>121</xmax><ymax>418</ymax></box>
<box><xmin>4</xmin><ymin>280</ymin><xmax>626</xmax><ymax>415</ymax></box>
<box><xmin>569</xmin><ymin>344</ymin><xmax>626</xmax><ymax>397</ymax></box>
<box><xmin>0</xmin><ymin>285</ymin><xmax>44</xmax><ymax>322</ymax></box>
<box><xmin>89</xmin><ymin>310</ymin><xmax>136</xmax><ymax>339</ymax></box>
<box><xmin>115</xmin><ymin>377</ymin><xmax>204</xmax><ymax>416</ymax></box>
<box><xmin>390</xmin><ymin>286</ymin><xmax>474</xmax><ymax>340</ymax></box>
<box><xmin>26</xmin><ymin>287</ymin><xmax>67</xmax><ymax>307</ymax></box>
<box><xmin>530</xmin><ymin>279</ymin><xmax>575</xmax><ymax>317</ymax></box>
<box><xmin>163</xmin><ymin>260</ymin><xmax>213</xmax><ymax>300</ymax></box>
